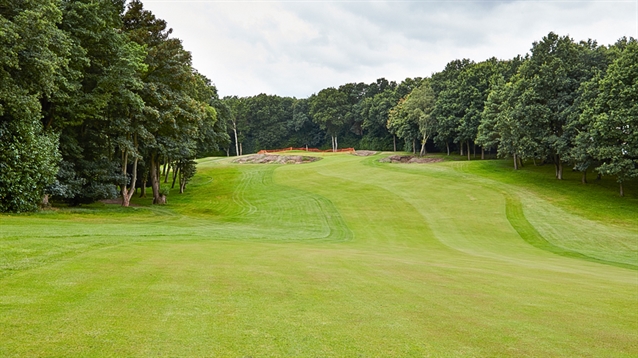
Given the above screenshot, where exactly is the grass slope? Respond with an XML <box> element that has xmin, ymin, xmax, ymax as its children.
<box><xmin>1</xmin><ymin>153</ymin><xmax>636</xmax><ymax>357</ymax></box>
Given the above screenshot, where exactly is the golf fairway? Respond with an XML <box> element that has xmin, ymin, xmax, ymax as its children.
<box><xmin>1</xmin><ymin>153</ymin><xmax>637</xmax><ymax>356</ymax></box>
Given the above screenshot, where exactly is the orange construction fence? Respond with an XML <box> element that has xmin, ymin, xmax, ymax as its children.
<box><xmin>257</xmin><ymin>147</ymin><xmax>355</xmax><ymax>154</ymax></box>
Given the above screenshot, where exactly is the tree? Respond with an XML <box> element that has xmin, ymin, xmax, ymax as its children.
<box><xmin>432</xmin><ymin>59</ymin><xmax>473</xmax><ymax>155</ymax></box>
<box><xmin>309</xmin><ymin>88</ymin><xmax>349</xmax><ymax>151</ymax></box>
<box><xmin>387</xmin><ymin>98</ymin><xmax>420</xmax><ymax>154</ymax></box>
<box><xmin>579</xmin><ymin>40</ymin><xmax>638</xmax><ymax>196</ymax></box>
<box><xmin>0</xmin><ymin>0</ymin><xmax>69</xmax><ymax>212</ymax></box>
<box><xmin>398</xmin><ymin>80</ymin><xmax>437</xmax><ymax>156</ymax></box>
<box><xmin>507</xmin><ymin>32</ymin><xmax>603</xmax><ymax>179</ymax></box>
<box><xmin>123</xmin><ymin>0</ymin><xmax>208</xmax><ymax>204</ymax></box>
<box><xmin>456</xmin><ymin>58</ymin><xmax>500</xmax><ymax>160</ymax></box>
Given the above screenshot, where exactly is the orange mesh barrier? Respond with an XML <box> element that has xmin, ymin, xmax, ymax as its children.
<box><xmin>257</xmin><ymin>147</ymin><xmax>355</xmax><ymax>154</ymax></box>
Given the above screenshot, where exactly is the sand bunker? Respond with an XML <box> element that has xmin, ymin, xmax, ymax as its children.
<box><xmin>351</xmin><ymin>150</ymin><xmax>378</xmax><ymax>156</ymax></box>
<box><xmin>233</xmin><ymin>154</ymin><xmax>321</xmax><ymax>164</ymax></box>
<box><xmin>379</xmin><ymin>155</ymin><xmax>444</xmax><ymax>164</ymax></box>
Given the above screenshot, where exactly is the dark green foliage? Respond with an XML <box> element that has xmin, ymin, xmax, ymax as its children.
<box><xmin>0</xmin><ymin>0</ymin><xmax>224</xmax><ymax>211</ymax></box>
<box><xmin>0</xmin><ymin>0</ymin><xmax>69</xmax><ymax>212</ymax></box>
<box><xmin>578</xmin><ymin>40</ymin><xmax>638</xmax><ymax>195</ymax></box>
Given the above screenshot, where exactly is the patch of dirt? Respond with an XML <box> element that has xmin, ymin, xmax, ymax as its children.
<box><xmin>379</xmin><ymin>155</ymin><xmax>444</xmax><ymax>164</ymax></box>
<box><xmin>352</xmin><ymin>150</ymin><xmax>378</xmax><ymax>156</ymax></box>
<box><xmin>233</xmin><ymin>154</ymin><xmax>322</xmax><ymax>164</ymax></box>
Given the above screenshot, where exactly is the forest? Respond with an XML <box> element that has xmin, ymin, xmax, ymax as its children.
<box><xmin>1</xmin><ymin>0</ymin><xmax>637</xmax><ymax>213</ymax></box>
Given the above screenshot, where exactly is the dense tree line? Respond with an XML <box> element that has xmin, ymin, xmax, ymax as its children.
<box><xmin>1</xmin><ymin>0</ymin><xmax>228</xmax><ymax>212</ymax></box>
<box><xmin>219</xmin><ymin>78</ymin><xmax>423</xmax><ymax>155</ymax></box>
<box><xmin>3</xmin><ymin>6</ymin><xmax>635</xmax><ymax>214</ymax></box>
<box><xmin>224</xmin><ymin>33</ymin><xmax>636</xmax><ymax>196</ymax></box>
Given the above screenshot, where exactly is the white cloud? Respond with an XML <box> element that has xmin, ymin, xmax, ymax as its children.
<box><xmin>142</xmin><ymin>0</ymin><xmax>637</xmax><ymax>98</ymax></box>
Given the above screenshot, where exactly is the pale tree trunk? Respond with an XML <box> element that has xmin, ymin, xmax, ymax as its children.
<box><xmin>513</xmin><ymin>153</ymin><xmax>518</xmax><ymax>170</ymax></box>
<box><xmin>239</xmin><ymin>142</ymin><xmax>243</xmax><ymax>156</ymax></box>
<box><xmin>446</xmin><ymin>142</ymin><xmax>450</xmax><ymax>156</ymax></box>
<box><xmin>481</xmin><ymin>147</ymin><xmax>485</xmax><ymax>160</ymax></box>
<box><xmin>393</xmin><ymin>135</ymin><xmax>397</xmax><ymax>152</ymax></box>
<box><xmin>335</xmin><ymin>136</ymin><xmax>338</xmax><ymax>151</ymax></box>
<box><xmin>150</xmin><ymin>153</ymin><xmax>165</xmax><ymax>204</ymax></box>
<box><xmin>467</xmin><ymin>141</ymin><xmax>471</xmax><ymax>161</ymax></box>
<box><xmin>460</xmin><ymin>143</ymin><xmax>463</xmax><ymax>156</ymax></box>
<box><xmin>555</xmin><ymin>155</ymin><xmax>563</xmax><ymax>180</ymax></box>
<box><xmin>179</xmin><ymin>168</ymin><xmax>185</xmax><ymax>194</ymax></box>
<box><xmin>122</xmin><ymin>135</ymin><xmax>139</xmax><ymax>207</ymax></box>
<box><xmin>164</xmin><ymin>161</ymin><xmax>170</xmax><ymax>183</ymax></box>
<box><xmin>225</xmin><ymin>148</ymin><xmax>229</xmax><ymax>157</ymax></box>
<box><xmin>233</xmin><ymin>122</ymin><xmax>239</xmax><ymax>156</ymax></box>
<box><xmin>419</xmin><ymin>133</ymin><xmax>428</xmax><ymax>156</ymax></box>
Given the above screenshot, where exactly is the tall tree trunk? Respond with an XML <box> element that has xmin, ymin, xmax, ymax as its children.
<box><xmin>481</xmin><ymin>147</ymin><xmax>485</xmax><ymax>160</ymax></box>
<box><xmin>460</xmin><ymin>143</ymin><xmax>463</xmax><ymax>156</ymax></box>
<box><xmin>164</xmin><ymin>161</ymin><xmax>170</xmax><ymax>183</ymax></box>
<box><xmin>179</xmin><ymin>168</ymin><xmax>185</xmax><ymax>194</ymax></box>
<box><xmin>122</xmin><ymin>135</ymin><xmax>139</xmax><ymax>207</ymax></box>
<box><xmin>513</xmin><ymin>153</ymin><xmax>518</xmax><ymax>170</ymax></box>
<box><xmin>419</xmin><ymin>134</ymin><xmax>428</xmax><ymax>156</ymax></box>
<box><xmin>139</xmin><ymin>170</ymin><xmax>147</xmax><ymax>198</ymax></box>
<box><xmin>239</xmin><ymin>142</ymin><xmax>243</xmax><ymax>156</ymax></box>
<box><xmin>446</xmin><ymin>142</ymin><xmax>450</xmax><ymax>156</ymax></box>
<box><xmin>619</xmin><ymin>182</ymin><xmax>624</xmax><ymax>197</ymax></box>
<box><xmin>554</xmin><ymin>155</ymin><xmax>560</xmax><ymax>179</ymax></box>
<box><xmin>233</xmin><ymin>122</ymin><xmax>239</xmax><ymax>156</ymax></box>
<box><xmin>556</xmin><ymin>155</ymin><xmax>563</xmax><ymax>180</ymax></box>
<box><xmin>150</xmin><ymin>153</ymin><xmax>163</xmax><ymax>204</ymax></box>
<box><xmin>121</xmin><ymin>149</ymin><xmax>129</xmax><ymax>207</ymax></box>
<box><xmin>335</xmin><ymin>136</ymin><xmax>338</xmax><ymax>151</ymax></box>
<box><xmin>467</xmin><ymin>141</ymin><xmax>471</xmax><ymax>161</ymax></box>
<box><xmin>172</xmin><ymin>165</ymin><xmax>179</xmax><ymax>189</ymax></box>
<box><xmin>393</xmin><ymin>135</ymin><xmax>396</xmax><ymax>152</ymax></box>
<box><xmin>412</xmin><ymin>139</ymin><xmax>416</xmax><ymax>154</ymax></box>
<box><xmin>225</xmin><ymin>148</ymin><xmax>229</xmax><ymax>157</ymax></box>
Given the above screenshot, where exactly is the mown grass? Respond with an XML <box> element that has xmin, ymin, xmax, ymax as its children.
<box><xmin>1</xmin><ymin>152</ymin><xmax>636</xmax><ymax>357</ymax></box>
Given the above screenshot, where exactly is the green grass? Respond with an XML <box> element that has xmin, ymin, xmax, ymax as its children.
<box><xmin>1</xmin><ymin>152</ymin><xmax>637</xmax><ymax>356</ymax></box>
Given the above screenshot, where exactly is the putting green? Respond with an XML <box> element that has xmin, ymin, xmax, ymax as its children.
<box><xmin>1</xmin><ymin>153</ymin><xmax>636</xmax><ymax>356</ymax></box>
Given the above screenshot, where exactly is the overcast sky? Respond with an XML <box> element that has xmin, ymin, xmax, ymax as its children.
<box><xmin>142</xmin><ymin>0</ymin><xmax>637</xmax><ymax>98</ymax></box>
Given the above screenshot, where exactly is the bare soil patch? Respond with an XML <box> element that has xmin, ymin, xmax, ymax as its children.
<box><xmin>233</xmin><ymin>154</ymin><xmax>322</xmax><ymax>164</ymax></box>
<box><xmin>352</xmin><ymin>150</ymin><xmax>378</xmax><ymax>156</ymax></box>
<box><xmin>379</xmin><ymin>155</ymin><xmax>444</xmax><ymax>164</ymax></box>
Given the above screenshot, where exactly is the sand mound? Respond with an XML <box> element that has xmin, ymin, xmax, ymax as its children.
<box><xmin>233</xmin><ymin>154</ymin><xmax>321</xmax><ymax>164</ymax></box>
<box><xmin>379</xmin><ymin>155</ymin><xmax>444</xmax><ymax>164</ymax></box>
<box><xmin>352</xmin><ymin>150</ymin><xmax>378</xmax><ymax>156</ymax></box>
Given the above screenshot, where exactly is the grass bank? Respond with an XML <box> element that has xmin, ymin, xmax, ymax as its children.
<box><xmin>1</xmin><ymin>153</ymin><xmax>636</xmax><ymax>356</ymax></box>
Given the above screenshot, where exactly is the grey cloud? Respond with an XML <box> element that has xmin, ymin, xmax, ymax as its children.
<box><xmin>143</xmin><ymin>0</ymin><xmax>636</xmax><ymax>98</ymax></box>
